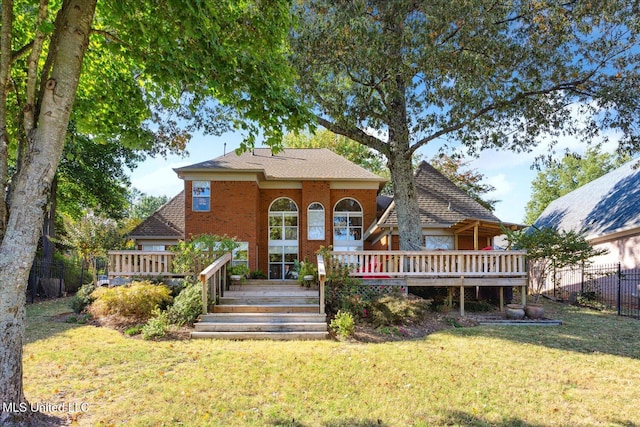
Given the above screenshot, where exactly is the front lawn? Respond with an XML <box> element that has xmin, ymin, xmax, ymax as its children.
<box><xmin>23</xmin><ymin>298</ymin><xmax>640</xmax><ymax>426</ymax></box>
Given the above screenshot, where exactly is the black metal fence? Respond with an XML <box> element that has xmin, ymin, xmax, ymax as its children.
<box><xmin>27</xmin><ymin>257</ymin><xmax>87</xmax><ymax>303</ymax></box>
<box><xmin>541</xmin><ymin>263</ymin><xmax>640</xmax><ymax>318</ymax></box>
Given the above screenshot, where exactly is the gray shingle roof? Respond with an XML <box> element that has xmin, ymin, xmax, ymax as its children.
<box><xmin>533</xmin><ymin>159</ymin><xmax>640</xmax><ymax>239</ymax></box>
<box><xmin>380</xmin><ymin>161</ymin><xmax>501</xmax><ymax>227</ymax></box>
<box><xmin>175</xmin><ymin>148</ymin><xmax>387</xmax><ymax>183</ymax></box>
<box><xmin>129</xmin><ymin>191</ymin><xmax>185</xmax><ymax>239</ymax></box>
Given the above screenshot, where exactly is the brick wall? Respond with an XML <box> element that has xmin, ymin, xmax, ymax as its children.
<box><xmin>184</xmin><ymin>180</ymin><xmax>260</xmax><ymax>270</ymax></box>
<box><xmin>183</xmin><ymin>179</ymin><xmax>380</xmax><ymax>274</ymax></box>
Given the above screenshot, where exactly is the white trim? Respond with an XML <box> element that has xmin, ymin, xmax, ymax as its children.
<box><xmin>330</xmin><ymin>181</ymin><xmax>382</xmax><ymax>190</ymax></box>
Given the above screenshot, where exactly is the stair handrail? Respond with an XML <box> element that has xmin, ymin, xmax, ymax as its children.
<box><xmin>317</xmin><ymin>254</ymin><xmax>326</xmax><ymax>314</ymax></box>
<box><xmin>199</xmin><ymin>252</ymin><xmax>233</xmax><ymax>314</ymax></box>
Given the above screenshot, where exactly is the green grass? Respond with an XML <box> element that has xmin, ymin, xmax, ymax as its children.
<box><xmin>23</xmin><ymin>298</ymin><xmax>640</xmax><ymax>426</ymax></box>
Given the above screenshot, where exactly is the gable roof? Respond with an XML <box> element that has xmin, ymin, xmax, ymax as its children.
<box><xmin>129</xmin><ymin>191</ymin><xmax>185</xmax><ymax>239</ymax></box>
<box><xmin>533</xmin><ymin>159</ymin><xmax>640</xmax><ymax>240</ymax></box>
<box><xmin>174</xmin><ymin>148</ymin><xmax>387</xmax><ymax>185</ymax></box>
<box><xmin>378</xmin><ymin>161</ymin><xmax>502</xmax><ymax>230</ymax></box>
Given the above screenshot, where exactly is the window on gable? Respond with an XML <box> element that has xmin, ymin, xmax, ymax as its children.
<box><xmin>307</xmin><ymin>202</ymin><xmax>325</xmax><ymax>240</ymax></box>
<box><xmin>192</xmin><ymin>181</ymin><xmax>210</xmax><ymax>212</ymax></box>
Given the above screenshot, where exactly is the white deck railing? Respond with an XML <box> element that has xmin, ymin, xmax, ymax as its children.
<box><xmin>107</xmin><ymin>251</ymin><xmax>178</xmax><ymax>277</ymax></box>
<box><xmin>330</xmin><ymin>250</ymin><xmax>527</xmax><ymax>278</ymax></box>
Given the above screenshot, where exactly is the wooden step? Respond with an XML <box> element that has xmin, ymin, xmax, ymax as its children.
<box><xmin>199</xmin><ymin>313</ymin><xmax>326</xmax><ymax>323</ymax></box>
<box><xmin>190</xmin><ymin>331</ymin><xmax>329</xmax><ymax>340</ymax></box>
<box><xmin>218</xmin><ymin>296</ymin><xmax>319</xmax><ymax>305</ymax></box>
<box><xmin>194</xmin><ymin>322</ymin><xmax>327</xmax><ymax>332</ymax></box>
<box><xmin>212</xmin><ymin>304</ymin><xmax>320</xmax><ymax>314</ymax></box>
<box><xmin>229</xmin><ymin>284</ymin><xmax>312</xmax><ymax>292</ymax></box>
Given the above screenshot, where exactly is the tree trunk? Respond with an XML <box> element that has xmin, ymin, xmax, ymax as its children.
<box><xmin>387</xmin><ymin>150</ymin><xmax>423</xmax><ymax>250</ymax></box>
<box><xmin>0</xmin><ymin>1</ymin><xmax>96</xmax><ymax>424</ymax></box>
<box><xmin>41</xmin><ymin>175</ymin><xmax>58</xmax><ymax>278</ymax></box>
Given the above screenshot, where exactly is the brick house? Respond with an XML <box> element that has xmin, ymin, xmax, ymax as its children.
<box><xmin>130</xmin><ymin>149</ymin><xmax>516</xmax><ymax>279</ymax></box>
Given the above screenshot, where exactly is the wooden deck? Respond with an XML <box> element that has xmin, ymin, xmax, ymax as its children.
<box><xmin>107</xmin><ymin>249</ymin><xmax>529</xmax><ymax>318</ymax></box>
<box><xmin>321</xmin><ymin>250</ymin><xmax>528</xmax><ymax>316</ymax></box>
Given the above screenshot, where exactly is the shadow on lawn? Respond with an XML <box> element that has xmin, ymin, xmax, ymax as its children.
<box><xmin>24</xmin><ymin>297</ymin><xmax>85</xmax><ymax>344</ymax></box>
<box><xmin>270</xmin><ymin>411</ymin><xmax>548</xmax><ymax>427</ymax></box>
<box><xmin>462</xmin><ymin>302</ymin><xmax>640</xmax><ymax>360</ymax></box>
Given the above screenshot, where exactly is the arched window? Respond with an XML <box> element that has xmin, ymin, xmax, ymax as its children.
<box><xmin>268</xmin><ymin>198</ymin><xmax>298</xmax><ymax>279</ymax></box>
<box><xmin>333</xmin><ymin>198</ymin><xmax>363</xmax><ymax>251</ymax></box>
<box><xmin>307</xmin><ymin>202</ymin><xmax>325</xmax><ymax>240</ymax></box>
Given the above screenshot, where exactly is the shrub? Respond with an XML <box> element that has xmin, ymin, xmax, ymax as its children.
<box><xmin>368</xmin><ymin>295</ymin><xmax>431</xmax><ymax>327</ymax></box>
<box><xmin>167</xmin><ymin>280</ymin><xmax>202</xmax><ymax>326</ymax></box>
<box><xmin>141</xmin><ymin>309</ymin><xmax>170</xmax><ymax>340</ymax></box>
<box><xmin>88</xmin><ymin>281</ymin><xmax>172</xmax><ymax>321</ymax></box>
<box><xmin>330</xmin><ymin>310</ymin><xmax>355</xmax><ymax>339</ymax></box>
<box><xmin>171</xmin><ymin>234</ymin><xmax>240</xmax><ymax>278</ymax></box>
<box><xmin>70</xmin><ymin>282</ymin><xmax>98</xmax><ymax>313</ymax></box>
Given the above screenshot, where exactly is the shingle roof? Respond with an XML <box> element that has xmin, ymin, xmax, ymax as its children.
<box><xmin>129</xmin><ymin>191</ymin><xmax>185</xmax><ymax>239</ymax></box>
<box><xmin>533</xmin><ymin>159</ymin><xmax>640</xmax><ymax>240</ymax></box>
<box><xmin>174</xmin><ymin>148</ymin><xmax>387</xmax><ymax>183</ymax></box>
<box><xmin>380</xmin><ymin>161</ymin><xmax>501</xmax><ymax>227</ymax></box>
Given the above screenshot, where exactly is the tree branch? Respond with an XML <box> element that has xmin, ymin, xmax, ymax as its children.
<box><xmin>24</xmin><ymin>0</ymin><xmax>50</xmax><ymax>135</ymax></box>
<box><xmin>408</xmin><ymin>77</ymin><xmax>593</xmax><ymax>156</ymax></box>
<box><xmin>0</xmin><ymin>0</ymin><xmax>13</xmax><ymax>240</ymax></box>
<box><xmin>91</xmin><ymin>28</ymin><xmax>123</xmax><ymax>44</ymax></box>
<box><xmin>316</xmin><ymin>115</ymin><xmax>388</xmax><ymax>154</ymax></box>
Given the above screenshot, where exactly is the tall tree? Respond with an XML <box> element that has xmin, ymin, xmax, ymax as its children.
<box><xmin>0</xmin><ymin>1</ymin><xmax>305</xmax><ymax>423</ymax></box>
<box><xmin>128</xmin><ymin>190</ymin><xmax>170</xmax><ymax>220</ymax></box>
<box><xmin>290</xmin><ymin>0</ymin><xmax>640</xmax><ymax>250</ymax></box>
<box><xmin>524</xmin><ymin>149</ymin><xmax>628</xmax><ymax>224</ymax></box>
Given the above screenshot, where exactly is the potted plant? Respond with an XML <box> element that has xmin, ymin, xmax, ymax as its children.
<box><xmin>228</xmin><ymin>264</ymin><xmax>250</xmax><ymax>284</ymax></box>
<box><xmin>295</xmin><ymin>258</ymin><xmax>318</xmax><ymax>287</ymax></box>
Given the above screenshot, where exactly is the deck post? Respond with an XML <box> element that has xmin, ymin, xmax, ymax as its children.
<box><xmin>499</xmin><ymin>287</ymin><xmax>504</xmax><ymax>311</ymax></box>
<box><xmin>459</xmin><ymin>276</ymin><xmax>465</xmax><ymax>317</ymax></box>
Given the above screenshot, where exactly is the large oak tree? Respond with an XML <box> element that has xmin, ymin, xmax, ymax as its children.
<box><xmin>290</xmin><ymin>0</ymin><xmax>640</xmax><ymax>250</ymax></box>
<box><xmin>0</xmin><ymin>1</ymin><xmax>304</xmax><ymax>424</ymax></box>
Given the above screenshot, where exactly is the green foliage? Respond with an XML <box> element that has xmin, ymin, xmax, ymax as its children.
<box><xmin>124</xmin><ymin>325</ymin><xmax>144</xmax><ymax>336</ymax></box>
<box><xmin>60</xmin><ymin>210</ymin><xmax>125</xmax><ymax>284</ymax></box>
<box><xmin>141</xmin><ymin>309</ymin><xmax>170</xmax><ymax>340</ymax></box>
<box><xmin>70</xmin><ymin>283</ymin><xmax>98</xmax><ymax>314</ymax></box>
<box><xmin>228</xmin><ymin>264</ymin><xmax>250</xmax><ymax>278</ymax></box>
<box><xmin>294</xmin><ymin>258</ymin><xmax>318</xmax><ymax>285</ymax></box>
<box><xmin>167</xmin><ymin>281</ymin><xmax>203</xmax><ymax>327</ymax></box>
<box><xmin>504</xmin><ymin>226</ymin><xmax>607</xmax><ymax>302</ymax></box>
<box><xmin>283</xmin><ymin>129</ymin><xmax>388</xmax><ymax>176</ymax></box>
<box><xmin>65</xmin><ymin>313</ymin><xmax>92</xmax><ymax>324</ymax></box>
<box><xmin>128</xmin><ymin>189</ymin><xmax>169</xmax><ymax>220</ymax></box>
<box><xmin>368</xmin><ymin>295</ymin><xmax>431</xmax><ymax>328</ymax></box>
<box><xmin>88</xmin><ymin>281</ymin><xmax>172</xmax><ymax>320</ymax></box>
<box><xmin>524</xmin><ymin>149</ymin><xmax>629</xmax><ymax>224</ymax></box>
<box><xmin>250</xmin><ymin>269</ymin><xmax>267</xmax><ymax>279</ymax></box>
<box><xmin>330</xmin><ymin>310</ymin><xmax>355</xmax><ymax>339</ymax></box>
<box><xmin>170</xmin><ymin>234</ymin><xmax>240</xmax><ymax>278</ymax></box>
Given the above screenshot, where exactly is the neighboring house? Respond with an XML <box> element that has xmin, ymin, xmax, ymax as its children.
<box><xmin>129</xmin><ymin>191</ymin><xmax>185</xmax><ymax>250</ymax></box>
<box><xmin>533</xmin><ymin>159</ymin><xmax>640</xmax><ymax>269</ymax></box>
<box><xmin>132</xmin><ymin>149</ymin><xmax>518</xmax><ymax>279</ymax></box>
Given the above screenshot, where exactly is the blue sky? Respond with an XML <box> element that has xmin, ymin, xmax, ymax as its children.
<box><xmin>129</xmin><ymin>128</ymin><xmax>621</xmax><ymax>225</ymax></box>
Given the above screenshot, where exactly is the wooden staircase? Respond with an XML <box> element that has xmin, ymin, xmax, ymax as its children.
<box><xmin>191</xmin><ymin>280</ymin><xmax>328</xmax><ymax>340</ymax></box>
